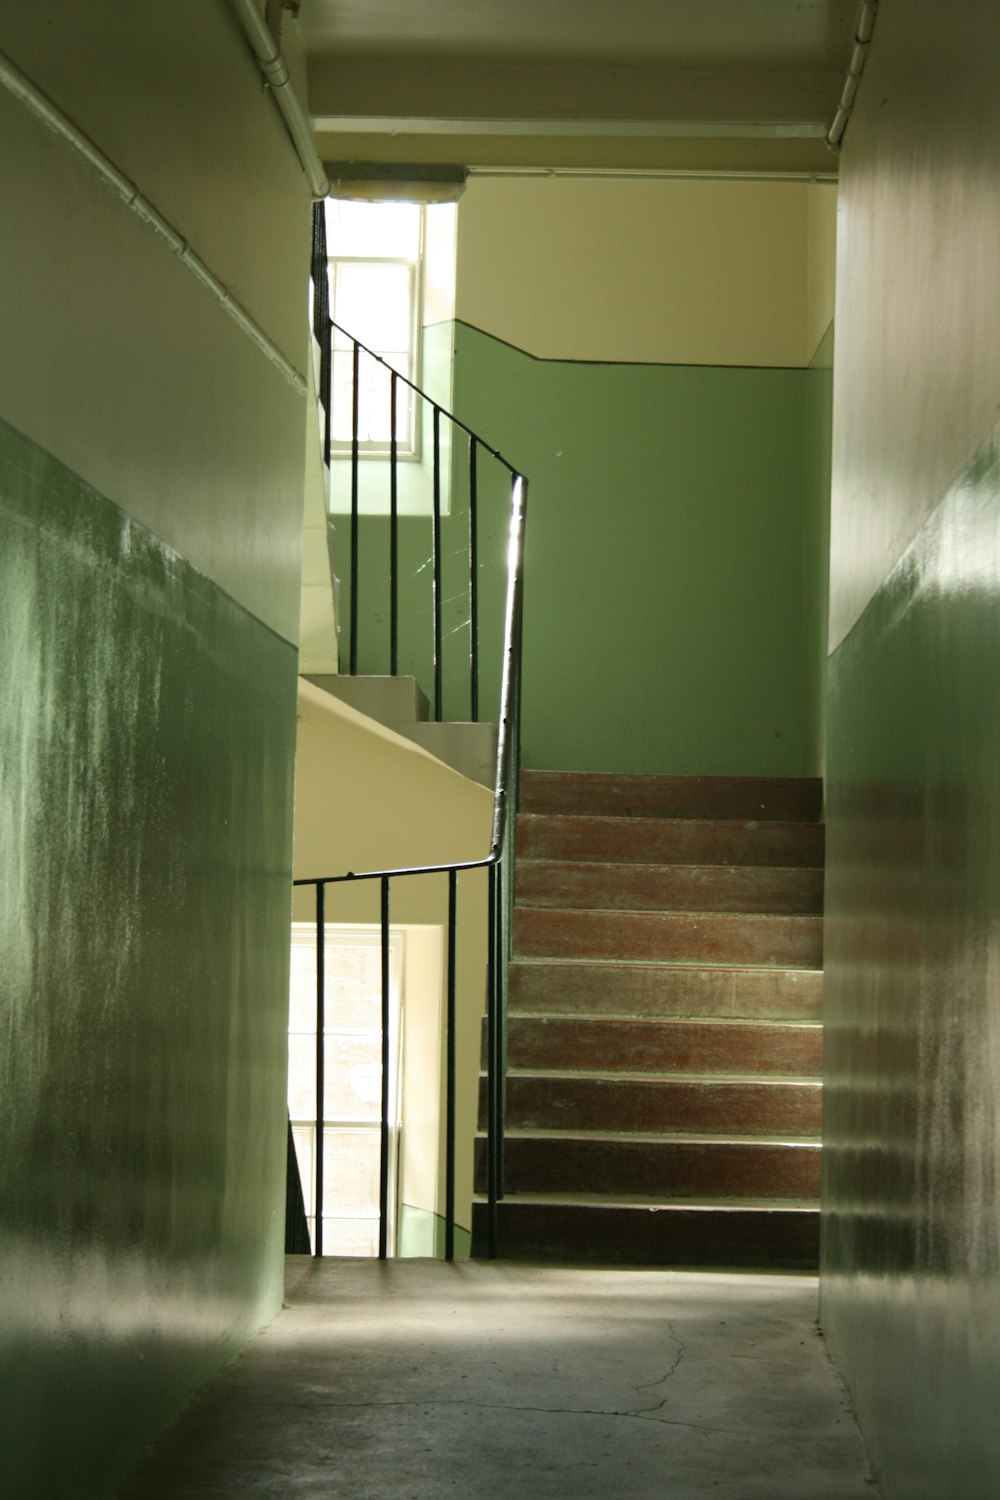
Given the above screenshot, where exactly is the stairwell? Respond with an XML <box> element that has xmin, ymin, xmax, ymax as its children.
<box><xmin>472</xmin><ymin>770</ymin><xmax>824</xmax><ymax>1268</ymax></box>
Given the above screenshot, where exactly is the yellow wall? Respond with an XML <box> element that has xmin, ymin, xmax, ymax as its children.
<box><xmin>0</xmin><ymin>4</ymin><xmax>310</xmax><ymax>640</ymax></box>
<box><xmin>455</xmin><ymin>175</ymin><xmax>835</xmax><ymax>368</ymax></box>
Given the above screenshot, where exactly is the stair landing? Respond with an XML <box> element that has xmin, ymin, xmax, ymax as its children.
<box><xmin>472</xmin><ymin>770</ymin><xmax>824</xmax><ymax>1269</ymax></box>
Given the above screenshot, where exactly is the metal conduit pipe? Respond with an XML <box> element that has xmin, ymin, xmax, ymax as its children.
<box><xmin>827</xmin><ymin>0</ymin><xmax>880</xmax><ymax>151</ymax></box>
<box><xmin>231</xmin><ymin>0</ymin><xmax>329</xmax><ymax>199</ymax></box>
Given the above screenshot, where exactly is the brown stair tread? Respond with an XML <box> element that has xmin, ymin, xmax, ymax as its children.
<box><xmin>519</xmin><ymin>771</ymin><xmax>822</xmax><ymax>822</ymax></box>
<box><xmin>472</xmin><ymin>1191</ymin><xmax>820</xmax><ymax>1211</ymax></box>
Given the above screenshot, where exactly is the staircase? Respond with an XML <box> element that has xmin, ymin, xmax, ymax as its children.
<box><xmin>471</xmin><ymin>770</ymin><xmax>824</xmax><ymax>1268</ymax></box>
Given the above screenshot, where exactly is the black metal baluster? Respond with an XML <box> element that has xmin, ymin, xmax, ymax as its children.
<box><xmin>445</xmin><ymin>868</ymin><xmax>457</xmax><ymax>1260</ymax></box>
<box><xmin>432</xmin><ymin>406</ymin><xmax>443</xmax><ymax>721</ymax></box>
<box><xmin>390</xmin><ymin>373</ymin><xmax>399</xmax><ymax>676</ymax></box>
<box><xmin>314</xmin><ymin>881</ymin><xmax>326</xmax><ymax>1257</ymax></box>
<box><xmin>487</xmin><ymin>862</ymin><xmax>499</xmax><ymax>1257</ymax></box>
<box><xmin>350</xmin><ymin>340</ymin><xmax>360</xmax><ymax>675</ymax></box>
<box><xmin>469</xmin><ymin>438</ymin><xmax>480</xmax><ymax>721</ymax></box>
<box><xmin>379</xmin><ymin>874</ymin><xmax>391</xmax><ymax>1259</ymax></box>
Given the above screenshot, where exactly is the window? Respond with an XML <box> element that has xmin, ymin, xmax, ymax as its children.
<box><xmin>326</xmin><ymin>198</ymin><xmax>423</xmax><ymax>457</ymax></box>
<box><xmin>288</xmin><ymin>924</ymin><xmax>404</xmax><ymax>1256</ymax></box>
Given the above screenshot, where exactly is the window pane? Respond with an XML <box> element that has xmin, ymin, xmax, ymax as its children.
<box><xmin>321</xmin><ymin>1217</ymin><xmax>379</xmax><ymax>1256</ymax></box>
<box><xmin>332</xmin><ymin>351</ymin><xmax>413</xmax><ymax>445</ymax></box>
<box><xmin>288</xmin><ymin>1034</ymin><xmax>317</xmax><ymax>1120</ymax></box>
<box><xmin>325</xmin><ymin>199</ymin><xmax>421</xmax><ymax>260</ymax></box>
<box><xmin>333</xmin><ymin>262</ymin><xmax>412</xmax><ymax>351</ymax></box>
<box><xmin>323</xmin><ymin>1031</ymin><xmax>382</xmax><ymax>1121</ymax></box>
<box><xmin>321</xmin><ymin>1128</ymin><xmax>380</xmax><ymax>1216</ymax></box>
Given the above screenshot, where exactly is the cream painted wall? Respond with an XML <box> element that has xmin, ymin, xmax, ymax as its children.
<box><xmin>806</xmin><ymin>182</ymin><xmax>837</xmax><ymax>360</ymax></box>
<box><xmin>0</xmin><ymin>4</ymin><xmax>311</xmax><ymax>642</ymax></box>
<box><xmin>828</xmin><ymin>1</ymin><xmax>1000</xmax><ymax>651</ymax></box>
<box><xmin>455</xmin><ymin>175</ymin><xmax>832</xmax><ymax>368</ymax></box>
<box><xmin>292</xmin><ymin>681</ymin><xmax>493</xmax><ymax>1236</ymax></box>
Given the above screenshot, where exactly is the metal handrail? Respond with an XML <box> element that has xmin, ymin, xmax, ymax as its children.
<box><xmin>294</xmin><ymin>201</ymin><xmax>528</xmax><ymax>1261</ymax></box>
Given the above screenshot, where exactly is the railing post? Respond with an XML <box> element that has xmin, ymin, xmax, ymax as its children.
<box><xmin>432</xmin><ymin>406</ymin><xmax>443</xmax><ymax>721</ymax></box>
<box><xmin>469</xmin><ymin>437</ymin><xmax>479</xmax><ymax>722</ymax></box>
<box><xmin>379</xmin><ymin>874</ymin><xmax>391</xmax><ymax>1259</ymax></box>
<box><xmin>487</xmin><ymin>863</ymin><xmax>499</xmax><ymax>1257</ymax></box>
<box><xmin>390</xmin><ymin>373</ymin><xmax>399</xmax><ymax>676</ymax></box>
<box><xmin>314</xmin><ymin>881</ymin><xmax>326</xmax><ymax>1258</ymax></box>
<box><xmin>349</xmin><ymin>339</ymin><xmax>360</xmax><ymax>675</ymax></box>
<box><xmin>445</xmin><ymin>868</ymin><xmax>457</xmax><ymax>1260</ymax></box>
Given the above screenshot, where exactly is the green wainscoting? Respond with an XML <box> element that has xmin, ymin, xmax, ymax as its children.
<box><xmin>0</xmin><ymin>419</ymin><xmax>298</xmax><ymax>1497</ymax></box>
<box><xmin>344</xmin><ymin>322</ymin><xmax>823</xmax><ymax>777</ymax></box>
<box><xmin>822</xmin><ymin>419</ymin><xmax>1000</xmax><ymax>1499</ymax></box>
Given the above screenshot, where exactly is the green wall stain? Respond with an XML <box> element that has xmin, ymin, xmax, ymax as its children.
<box><xmin>0</xmin><ymin>419</ymin><xmax>299</xmax><ymax>1496</ymax></box>
<box><xmin>821</xmin><ymin>417</ymin><xmax>1000</xmax><ymax>1498</ymax></box>
<box><xmin>342</xmin><ymin>323</ymin><xmax>824</xmax><ymax>776</ymax></box>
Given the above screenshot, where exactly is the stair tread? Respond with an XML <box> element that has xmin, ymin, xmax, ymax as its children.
<box><xmin>508</xmin><ymin>1014</ymin><xmax>820</xmax><ymax>1028</ymax></box>
<box><xmin>504</xmin><ymin>1068</ymin><xmax>821</xmax><ymax>1084</ymax></box>
<box><xmin>473</xmin><ymin>1192</ymin><xmax>819</xmax><ymax>1211</ymax></box>
<box><xmin>495</xmin><ymin>1128</ymin><xmax>822</xmax><ymax>1146</ymax></box>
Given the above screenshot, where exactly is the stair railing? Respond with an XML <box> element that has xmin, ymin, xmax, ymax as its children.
<box><xmin>294</xmin><ymin>201</ymin><xmax>527</xmax><ymax>1260</ymax></box>
<box><xmin>311</xmin><ymin>201</ymin><xmax>511</xmax><ymax>723</ymax></box>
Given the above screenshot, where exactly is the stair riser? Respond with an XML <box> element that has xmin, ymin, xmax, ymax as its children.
<box><xmin>508</xmin><ymin>960</ymin><xmax>822</xmax><ymax>1021</ymax></box>
<box><xmin>470</xmin><ymin>1201</ymin><xmax>820</xmax><ymax>1269</ymax></box>
<box><xmin>519</xmin><ymin>772</ymin><xmax>822</xmax><ymax>822</ymax></box>
<box><xmin>516</xmin><ymin>860</ymin><xmax>823</xmax><ymax>914</ymax></box>
<box><xmin>484</xmin><ymin>1076</ymin><xmax>822</xmax><ymax>1136</ymax></box>
<box><xmin>515</xmin><ymin>908</ymin><xmax>823</xmax><ymax>967</ymax></box>
<box><xmin>503</xmin><ymin>1017</ymin><xmax>822</xmax><ymax>1076</ymax></box>
<box><xmin>517</xmin><ymin>814</ymin><xmax>825</xmax><ymax>869</ymax></box>
<box><xmin>477</xmin><ymin>1138</ymin><xmax>821</xmax><ymax>1198</ymax></box>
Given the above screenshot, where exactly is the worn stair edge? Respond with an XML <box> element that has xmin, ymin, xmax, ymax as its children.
<box><xmin>519</xmin><ymin>771</ymin><xmax>823</xmax><ymax>823</ymax></box>
<box><xmin>482</xmin><ymin>1075</ymin><xmax>823</xmax><ymax>1136</ymax></box>
<box><xmin>470</xmin><ymin>1199</ymin><xmax>820</xmax><ymax>1269</ymax></box>
<box><xmin>517</xmin><ymin>813</ymin><xmax>825</xmax><ymax>869</ymax></box>
<box><xmin>514</xmin><ymin>906</ymin><xmax>823</xmax><ymax>968</ymax></box>
<box><xmin>508</xmin><ymin>959</ymin><xmax>823</xmax><ymax>1021</ymax></box>
<box><xmin>501</xmin><ymin>1015</ymin><xmax>822</xmax><ymax>1078</ymax></box>
<box><xmin>516</xmin><ymin>859</ymin><xmax>824</xmax><ymax>915</ymax></box>
<box><xmin>481</xmin><ymin>1136</ymin><xmax>822</xmax><ymax>1199</ymax></box>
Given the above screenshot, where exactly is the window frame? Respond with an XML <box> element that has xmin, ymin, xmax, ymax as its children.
<box><xmin>327</xmin><ymin>206</ymin><xmax>425</xmax><ymax>462</ymax></box>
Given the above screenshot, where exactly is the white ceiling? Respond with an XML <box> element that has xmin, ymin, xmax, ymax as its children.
<box><xmin>301</xmin><ymin>0</ymin><xmax>857</xmax><ymax>175</ymax></box>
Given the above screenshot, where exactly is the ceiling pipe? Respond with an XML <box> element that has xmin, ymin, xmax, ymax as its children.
<box><xmin>827</xmin><ymin>0</ymin><xmax>880</xmax><ymax>151</ymax></box>
<box><xmin>231</xmin><ymin>0</ymin><xmax>329</xmax><ymax>199</ymax></box>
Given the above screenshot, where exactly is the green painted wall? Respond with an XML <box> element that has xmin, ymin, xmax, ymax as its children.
<box><xmin>803</xmin><ymin>324</ymin><xmax>833</xmax><ymax>779</ymax></box>
<box><xmin>346</xmin><ymin>323</ymin><xmax>824</xmax><ymax>776</ymax></box>
<box><xmin>0</xmin><ymin>422</ymin><xmax>298</xmax><ymax>1496</ymax></box>
<box><xmin>821</xmin><ymin>4</ymin><xmax>1000</xmax><ymax>1495</ymax></box>
<box><xmin>822</xmin><ymin>423</ymin><xmax>1000</xmax><ymax>1497</ymax></box>
<box><xmin>451</xmin><ymin>323</ymin><xmax>815</xmax><ymax>776</ymax></box>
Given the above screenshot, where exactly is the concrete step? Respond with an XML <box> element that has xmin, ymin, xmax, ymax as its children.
<box><xmin>485</xmin><ymin>1072</ymin><xmax>822</xmax><ymax>1137</ymax></box>
<box><xmin>516</xmin><ymin>859</ymin><xmax>823</xmax><ymax>914</ymax></box>
<box><xmin>305</xmin><ymin>673</ymin><xmax>429</xmax><ymax>727</ymax></box>
<box><xmin>519</xmin><ymin>771</ymin><xmax>822</xmax><ymax>823</ymax></box>
<box><xmin>517</xmin><ymin>812</ymin><xmax>824</xmax><ymax>868</ymax></box>
<box><xmin>476</xmin><ymin>1133</ymin><xmax>821</xmax><ymax>1199</ymax></box>
<box><xmin>305</xmin><ymin>674</ymin><xmax>496</xmax><ymax>787</ymax></box>
<box><xmin>514</xmin><ymin>906</ymin><xmax>823</xmax><ymax>967</ymax></box>
<box><xmin>503</xmin><ymin>1015</ymin><xmax>822</xmax><ymax>1076</ymax></box>
<box><xmin>470</xmin><ymin>1196</ymin><xmax>820</xmax><ymax>1269</ymax></box>
<box><xmin>508</xmin><ymin>959</ymin><xmax>822</xmax><ymax>1021</ymax></box>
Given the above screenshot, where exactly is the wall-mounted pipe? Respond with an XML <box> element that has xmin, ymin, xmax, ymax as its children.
<box><xmin>827</xmin><ymin>0</ymin><xmax>880</xmax><ymax>151</ymax></box>
<box><xmin>231</xmin><ymin>0</ymin><xmax>329</xmax><ymax>199</ymax></box>
<box><xmin>0</xmin><ymin>46</ymin><xmax>306</xmax><ymax>393</ymax></box>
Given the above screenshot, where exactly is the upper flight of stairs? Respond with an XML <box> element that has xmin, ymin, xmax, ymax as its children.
<box><xmin>471</xmin><ymin>770</ymin><xmax>824</xmax><ymax>1269</ymax></box>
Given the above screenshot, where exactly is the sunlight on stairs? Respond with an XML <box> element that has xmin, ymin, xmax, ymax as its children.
<box><xmin>472</xmin><ymin>771</ymin><xmax>824</xmax><ymax>1268</ymax></box>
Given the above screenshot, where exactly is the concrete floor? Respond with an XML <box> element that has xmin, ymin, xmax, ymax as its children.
<box><xmin>118</xmin><ymin>1258</ymin><xmax>879</xmax><ymax>1499</ymax></box>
